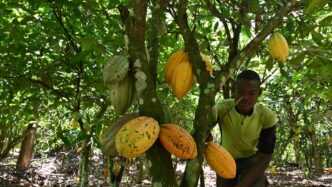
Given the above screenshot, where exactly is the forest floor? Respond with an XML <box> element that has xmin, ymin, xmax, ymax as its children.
<box><xmin>0</xmin><ymin>151</ymin><xmax>331</xmax><ymax>187</ymax></box>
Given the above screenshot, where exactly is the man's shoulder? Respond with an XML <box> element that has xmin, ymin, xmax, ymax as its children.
<box><xmin>255</xmin><ymin>102</ymin><xmax>275</xmax><ymax>114</ymax></box>
<box><xmin>255</xmin><ymin>102</ymin><xmax>278</xmax><ymax>128</ymax></box>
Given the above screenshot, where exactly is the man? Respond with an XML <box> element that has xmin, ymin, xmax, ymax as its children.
<box><xmin>214</xmin><ymin>70</ymin><xmax>278</xmax><ymax>187</ymax></box>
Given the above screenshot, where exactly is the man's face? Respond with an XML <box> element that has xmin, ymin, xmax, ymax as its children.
<box><xmin>234</xmin><ymin>79</ymin><xmax>261</xmax><ymax>114</ymax></box>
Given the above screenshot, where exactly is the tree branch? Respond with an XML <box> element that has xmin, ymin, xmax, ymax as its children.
<box><xmin>174</xmin><ymin>1</ymin><xmax>219</xmax><ymax>187</ymax></box>
<box><xmin>215</xmin><ymin>0</ymin><xmax>298</xmax><ymax>89</ymax></box>
<box><xmin>174</xmin><ymin>0</ymin><xmax>209</xmax><ymax>84</ymax></box>
<box><xmin>204</xmin><ymin>0</ymin><xmax>232</xmax><ymax>45</ymax></box>
<box><xmin>148</xmin><ymin>0</ymin><xmax>167</xmax><ymax>87</ymax></box>
<box><xmin>119</xmin><ymin>1</ymin><xmax>177</xmax><ymax>185</ymax></box>
<box><xmin>47</xmin><ymin>0</ymin><xmax>80</xmax><ymax>53</ymax></box>
<box><xmin>47</xmin><ymin>0</ymin><xmax>84</xmax><ymax>115</ymax></box>
<box><xmin>28</xmin><ymin>78</ymin><xmax>70</xmax><ymax>100</ymax></box>
<box><xmin>261</xmin><ymin>68</ymin><xmax>278</xmax><ymax>84</ymax></box>
<box><xmin>229</xmin><ymin>23</ymin><xmax>241</xmax><ymax>61</ymax></box>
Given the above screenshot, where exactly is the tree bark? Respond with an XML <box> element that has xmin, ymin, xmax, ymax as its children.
<box><xmin>119</xmin><ymin>0</ymin><xmax>177</xmax><ymax>186</ymax></box>
<box><xmin>16</xmin><ymin>122</ymin><xmax>37</xmax><ymax>172</ymax></box>
<box><xmin>173</xmin><ymin>1</ymin><xmax>298</xmax><ymax>186</ymax></box>
<box><xmin>79</xmin><ymin>138</ymin><xmax>91</xmax><ymax>187</ymax></box>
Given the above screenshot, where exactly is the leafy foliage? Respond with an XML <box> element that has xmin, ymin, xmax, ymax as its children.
<box><xmin>0</xmin><ymin>0</ymin><xmax>331</xmax><ymax>185</ymax></box>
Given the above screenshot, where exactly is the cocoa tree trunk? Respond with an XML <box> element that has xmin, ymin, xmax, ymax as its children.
<box><xmin>16</xmin><ymin>122</ymin><xmax>37</xmax><ymax>172</ymax></box>
<box><xmin>175</xmin><ymin>1</ymin><xmax>298</xmax><ymax>186</ymax></box>
<box><xmin>119</xmin><ymin>0</ymin><xmax>177</xmax><ymax>186</ymax></box>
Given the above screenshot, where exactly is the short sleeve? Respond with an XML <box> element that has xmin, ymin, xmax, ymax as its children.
<box><xmin>257</xmin><ymin>126</ymin><xmax>276</xmax><ymax>154</ymax></box>
<box><xmin>261</xmin><ymin>105</ymin><xmax>278</xmax><ymax>129</ymax></box>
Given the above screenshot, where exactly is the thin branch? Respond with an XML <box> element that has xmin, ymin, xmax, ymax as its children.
<box><xmin>261</xmin><ymin>68</ymin><xmax>278</xmax><ymax>85</ymax></box>
<box><xmin>204</xmin><ymin>0</ymin><xmax>232</xmax><ymax>45</ymax></box>
<box><xmin>91</xmin><ymin>99</ymin><xmax>109</xmax><ymax>129</ymax></box>
<box><xmin>47</xmin><ymin>0</ymin><xmax>85</xmax><ymax>115</ymax></box>
<box><xmin>47</xmin><ymin>0</ymin><xmax>79</xmax><ymax>53</ymax></box>
<box><xmin>28</xmin><ymin>78</ymin><xmax>70</xmax><ymax>100</ymax></box>
<box><xmin>229</xmin><ymin>23</ymin><xmax>241</xmax><ymax>61</ymax></box>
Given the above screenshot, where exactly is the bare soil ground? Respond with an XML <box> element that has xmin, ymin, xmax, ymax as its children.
<box><xmin>0</xmin><ymin>152</ymin><xmax>331</xmax><ymax>187</ymax></box>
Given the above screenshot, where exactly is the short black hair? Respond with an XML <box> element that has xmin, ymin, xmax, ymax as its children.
<box><xmin>236</xmin><ymin>70</ymin><xmax>261</xmax><ymax>84</ymax></box>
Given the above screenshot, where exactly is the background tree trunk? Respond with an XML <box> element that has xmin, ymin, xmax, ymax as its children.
<box><xmin>79</xmin><ymin>138</ymin><xmax>91</xmax><ymax>187</ymax></box>
<box><xmin>16</xmin><ymin>122</ymin><xmax>37</xmax><ymax>172</ymax></box>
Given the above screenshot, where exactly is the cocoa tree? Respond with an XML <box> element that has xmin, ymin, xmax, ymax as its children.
<box><xmin>1</xmin><ymin>0</ymin><xmax>332</xmax><ymax>186</ymax></box>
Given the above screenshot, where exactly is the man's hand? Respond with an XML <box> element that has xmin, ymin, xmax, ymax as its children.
<box><xmin>236</xmin><ymin>152</ymin><xmax>272</xmax><ymax>187</ymax></box>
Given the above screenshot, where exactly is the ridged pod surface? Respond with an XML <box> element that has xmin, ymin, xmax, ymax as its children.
<box><xmin>115</xmin><ymin>116</ymin><xmax>160</xmax><ymax>158</ymax></box>
<box><xmin>165</xmin><ymin>50</ymin><xmax>214</xmax><ymax>99</ymax></box>
<box><xmin>170</xmin><ymin>60</ymin><xmax>193</xmax><ymax>99</ymax></box>
<box><xmin>268</xmin><ymin>33</ymin><xmax>289</xmax><ymax>62</ymax></box>
<box><xmin>109</xmin><ymin>74</ymin><xmax>135</xmax><ymax>114</ymax></box>
<box><xmin>204</xmin><ymin>142</ymin><xmax>236</xmax><ymax>179</ymax></box>
<box><xmin>159</xmin><ymin>124</ymin><xmax>197</xmax><ymax>159</ymax></box>
<box><xmin>103</xmin><ymin>55</ymin><xmax>129</xmax><ymax>84</ymax></box>
<box><xmin>165</xmin><ymin>50</ymin><xmax>189</xmax><ymax>84</ymax></box>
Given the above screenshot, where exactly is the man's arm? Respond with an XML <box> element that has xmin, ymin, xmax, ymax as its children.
<box><xmin>235</xmin><ymin>152</ymin><xmax>272</xmax><ymax>187</ymax></box>
<box><xmin>236</xmin><ymin>126</ymin><xmax>276</xmax><ymax>187</ymax></box>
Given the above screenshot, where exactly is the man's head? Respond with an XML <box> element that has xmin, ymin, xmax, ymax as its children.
<box><xmin>234</xmin><ymin>70</ymin><xmax>261</xmax><ymax>115</ymax></box>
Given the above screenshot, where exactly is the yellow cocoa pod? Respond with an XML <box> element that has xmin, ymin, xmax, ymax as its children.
<box><xmin>100</xmin><ymin>113</ymin><xmax>139</xmax><ymax>156</ymax></box>
<box><xmin>165</xmin><ymin>50</ymin><xmax>214</xmax><ymax>98</ymax></box>
<box><xmin>115</xmin><ymin>116</ymin><xmax>160</xmax><ymax>158</ymax></box>
<box><xmin>204</xmin><ymin>142</ymin><xmax>236</xmax><ymax>179</ymax></box>
<box><xmin>268</xmin><ymin>32</ymin><xmax>289</xmax><ymax>62</ymax></box>
<box><xmin>165</xmin><ymin>50</ymin><xmax>189</xmax><ymax>84</ymax></box>
<box><xmin>170</xmin><ymin>60</ymin><xmax>193</xmax><ymax>99</ymax></box>
<box><xmin>159</xmin><ymin>124</ymin><xmax>197</xmax><ymax>159</ymax></box>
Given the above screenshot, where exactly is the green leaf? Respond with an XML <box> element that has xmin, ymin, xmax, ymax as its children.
<box><xmin>72</xmin><ymin>51</ymin><xmax>89</xmax><ymax>64</ymax></box>
<box><xmin>290</xmin><ymin>53</ymin><xmax>306</xmax><ymax>68</ymax></box>
<box><xmin>311</xmin><ymin>31</ymin><xmax>324</xmax><ymax>45</ymax></box>
<box><xmin>80</xmin><ymin>37</ymin><xmax>98</xmax><ymax>52</ymax></box>
<box><xmin>320</xmin><ymin>87</ymin><xmax>332</xmax><ymax>101</ymax></box>
<box><xmin>319</xmin><ymin>15</ymin><xmax>332</xmax><ymax>26</ymax></box>
<box><xmin>242</xmin><ymin>26</ymin><xmax>252</xmax><ymax>39</ymax></box>
<box><xmin>318</xmin><ymin>63</ymin><xmax>332</xmax><ymax>80</ymax></box>
<box><xmin>77</xmin><ymin>131</ymin><xmax>89</xmax><ymax>141</ymax></box>
<box><xmin>248</xmin><ymin>0</ymin><xmax>259</xmax><ymax>12</ymax></box>
<box><xmin>305</xmin><ymin>0</ymin><xmax>328</xmax><ymax>15</ymax></box>
<box><xmin>265</xmin><ymin>57</ymin><xmax>274</xmax><ymax>71</ymax></box>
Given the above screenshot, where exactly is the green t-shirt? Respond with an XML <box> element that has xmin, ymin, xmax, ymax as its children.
<box><xmin>214</xmin><ymin>99</ymin><xmax>278</xmax><ymax>159</ymax></box>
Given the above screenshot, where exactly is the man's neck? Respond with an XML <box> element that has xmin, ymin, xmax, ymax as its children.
<box><xmin>235</xmin><ymin>106</ymin><xmax>254</xmax><ymax>116</ymax></box>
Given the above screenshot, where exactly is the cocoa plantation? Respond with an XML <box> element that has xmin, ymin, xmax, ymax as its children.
<box><xmin>0</xmin><ymin>0</ymin><xmax>331</xmax><ymax>187</ymax></box>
